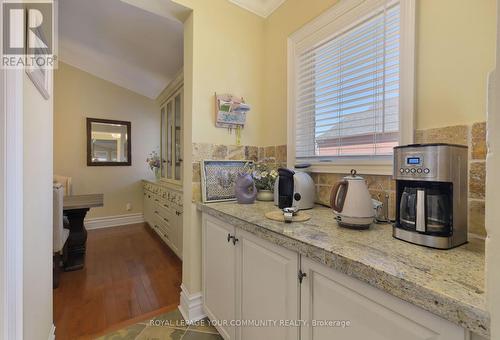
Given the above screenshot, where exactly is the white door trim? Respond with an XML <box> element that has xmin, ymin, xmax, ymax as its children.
<box><xmin>1</xmin><ymin>71</ymin><xmax>24</xmax><ymax>340</ymax></box>
<box><xmin>178</xmin><ymin>283</ymin><xmax>206</xmax><ymax>323</ymax></box>
<box><xmin>1</xmin><ymin>0</ymin><xmax>25</xmax><ymax>337</ymax></box>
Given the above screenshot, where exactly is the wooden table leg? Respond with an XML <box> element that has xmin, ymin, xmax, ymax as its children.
<box><xmin>64</xmin><ymin>208</ymin><xmax>90</xmax><ymax>271</ymax></box>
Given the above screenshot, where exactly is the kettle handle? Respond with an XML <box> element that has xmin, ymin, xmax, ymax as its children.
<box><xmin>330</xmin><ymin>180</ymin><xmax>348</xmax><ymax>213</ymax></box>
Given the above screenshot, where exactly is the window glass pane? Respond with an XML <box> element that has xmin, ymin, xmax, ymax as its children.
<box><xmin>161</xmin><ymin>107</ymin><xmax>166</xmax><ymax>177</ymax></box>
<box><xmin>167</xmin><ymin>101</ymin><xmax>173</xmax><ymax>179</ymax></box>
<box><xmin>295</xmin><ymin>3</ymin><xmax>400</xmax><ymax>160</ymax></box>
<box><xmin>174</xmin><ymin>93</ymin><xmax>181</xmax><ymax>181</ymax></box>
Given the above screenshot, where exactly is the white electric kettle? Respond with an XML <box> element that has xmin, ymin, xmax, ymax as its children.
<box><xmin>330</xmin><ymin>169</ymin><xmax>374</xmax><ymax>229</ymax></box>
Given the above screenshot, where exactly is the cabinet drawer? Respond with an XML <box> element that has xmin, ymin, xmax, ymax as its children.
<box><xmin>153</xmin><ymin>220</ymin><xmax>173</xmax><ymax>243</ymax></box>
<box><xmin>154</xmin><ymin>210</ymin><xmax>172</xmax><ymax>227</ymax></box>
<box><xmin>155</xmin><ymin>213</ymin><xmax>172</xmax><ymax>233</ymax></box>
<box><xmin>151</xmin><ymin>223</ymin><xmax>163</xmax><ymax>238</ymax></box>
<box><xmin>157</xmin><ymin>202</ymin><xmax>176</xmax><ymax>217</ymax></box>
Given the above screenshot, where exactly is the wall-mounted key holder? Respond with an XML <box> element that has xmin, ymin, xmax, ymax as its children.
<box><xmin>215</xmin><ymin>93</ymin><xmax>251</xmax><ymax>145</ymax></box>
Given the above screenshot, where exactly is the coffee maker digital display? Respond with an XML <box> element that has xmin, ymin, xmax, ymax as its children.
<box><xmin>406</xmin><ymin>157</ymin><xmax>421</xmax><ymax>165</ymax></box>
<box><xmin>393</xmin><ymin>144</ymin><xmax>468</xmax><ymax>249</ymax></box>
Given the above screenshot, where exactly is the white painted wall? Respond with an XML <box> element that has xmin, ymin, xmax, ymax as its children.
<box><xmin>23</xmin><ymin>73</ymin><xmax>53</xmax><ymax>340</ymax></box>
<box><xmin>486</xmin><ymin>1</ymin><xmax>500</xmax><ymax>338</ymax></box>
<box><xmin>54</xmin><ymin>62</ymin><xmax>160</xmax><ymax>219</ymax></box>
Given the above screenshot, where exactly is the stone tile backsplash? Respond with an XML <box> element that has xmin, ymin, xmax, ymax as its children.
<box><xmin>313</xmin><ymin>172</ymin><xmax>397</xmax><ymax>221</ymax></box>
<box><xmin>191</xmin><ymin>143</ymin><xmax>286</xmax><ymax>203</ymax></box>
<box><xmin>414</xmin><ymin>125</ymin><xmax>469</xmax><ymax>146</ymax></box>
<box><xmin>193</xmin><ymin>121</ymin><xmax>487</xmax><ymax>238</ymax></box>
<box><xmin>471</xmin><ymin>122</ymin><xmax>487</xmax><ymax>160</ymax></box>
<box><xmin>314</xmin><ymin>122</ymin><xmax>487</xmax><ymax>238</ymax></box>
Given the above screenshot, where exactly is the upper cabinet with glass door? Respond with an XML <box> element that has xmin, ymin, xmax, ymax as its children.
<box><xmin>160</xmin><ymin>87</ymin><xmax>183</xmax><ymax>185</ymax></box>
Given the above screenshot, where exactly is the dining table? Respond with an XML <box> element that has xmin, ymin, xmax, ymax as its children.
<box><xmin>63</xmin><ymin>194</ymin><xmax>104</xmax><ymax>271</ymax></box>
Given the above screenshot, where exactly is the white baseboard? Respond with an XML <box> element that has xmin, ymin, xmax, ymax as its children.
<box><xmin>47</xmin><ymin>324</ymin><xmax>55</xmax><ymax>340</ymax></box>
<box><xmin>178</xmin><ymin>284</ymin><xmax>206</xmax><ymax>322</ymax></box>
<box><xmin>85</xmin><ymin>213</ymin><xmax>145</xmax><ymax>230</ymax></box>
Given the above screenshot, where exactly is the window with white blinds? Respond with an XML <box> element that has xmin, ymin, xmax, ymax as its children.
<box><xmin>294</xmin><ymin>1</ymin><xmax>402</xmax><ymax>162</ymax></box>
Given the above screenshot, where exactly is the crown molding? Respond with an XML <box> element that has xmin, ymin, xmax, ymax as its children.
<box><xmin>229</xmin><ymin>0</ymin><xmax>286</xmax><ymax>18</ymax></box>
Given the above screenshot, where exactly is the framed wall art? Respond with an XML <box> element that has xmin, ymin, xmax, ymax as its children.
<box><xmin>201</xmin><ymin>160</ymin><xmax>251</xmax><ymax>203</ymax></box>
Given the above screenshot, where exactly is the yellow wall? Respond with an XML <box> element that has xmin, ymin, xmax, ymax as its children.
<box><xmin>170</xmin><ymin>0</ymin><xmax>497</xmax><ymax>147</ymax></box>
<box><xmin>172</xmin><ymin>0</ymin><xmax>267</xmax><ymax>295</ymax></box>
<box><xmin>23</xmin><ymin>73</ymin><xmax>53</xmax><ymax>340</ymax></box>
<box><xmin>417</xmin><ymin>0</ymin><xmax>497</xmax><ymax>129</ymax></box>
<box><xmin>172</xmin><ymin>0</ymin><xmax>497</xmax><ymax>298</ymax></box>
<box><xmin>54</xmin><ymin>62</ymin><xmax>160</xmax><ymax>219</ymax></box>
<box><xmin>262</xmin><ymin>0</ymin><xmax>497</xmax><ymax>145</ymax></box>
<box><xmin>180</xmin><ymin>12</ymin><xmax>202</xmax><ymax>295</ymax></box>
<box><xmin>173</xmin><ymin>0</ymin><xmax>265</xmax><ymax>147</ymax></box>
<box><xmin>263</xmin><ymin>0</ymin><xmax>340</xmax><ymax>146</ymax></box>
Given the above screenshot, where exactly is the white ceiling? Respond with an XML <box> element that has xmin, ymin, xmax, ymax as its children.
<box><xmin>229</xmin><ymin>0</ymin><xmax>287</xmax><ymax>18</ymax></box>
<box><xmin>59</xmin><ymin>0</ymin><xmax>187</xmax><ymax>99</ymax></box>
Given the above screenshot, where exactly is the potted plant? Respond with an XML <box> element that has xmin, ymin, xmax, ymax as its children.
<box><xmin>250</xmin><ymin>160</ymin><xmax>279</xmax><ymax>201</ymax></box>
<box><xmin>146</xmin><ymin>151</ymin><xmax>161</xmax><ymax>180</ymax></box>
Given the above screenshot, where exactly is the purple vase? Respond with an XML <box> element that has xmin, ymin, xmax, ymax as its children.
<box><xmin>235</xmin><ymin>174</ymin><xmax>257</xmax><ymax>204</ymax></box>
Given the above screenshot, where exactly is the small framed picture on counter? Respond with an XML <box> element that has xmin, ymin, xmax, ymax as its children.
<box><xmin>201</xmin><ymin>160</ymin><xmax>250</xmax><ymax>203</ymax></box>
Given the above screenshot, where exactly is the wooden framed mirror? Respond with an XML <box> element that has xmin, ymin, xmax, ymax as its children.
<box><xmin>87</xmin><ymin>118</ymin><xmax>131</xmax><ymax>166</ymax></box>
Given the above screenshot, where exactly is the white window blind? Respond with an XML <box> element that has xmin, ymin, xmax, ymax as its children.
<box><xmin>295</xmin><ymin>2</ymin><xmax>400</xmax><ymax>161</ymax></box>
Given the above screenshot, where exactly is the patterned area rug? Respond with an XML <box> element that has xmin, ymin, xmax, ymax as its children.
<box><xmin>97</xmin><ymin>309</ymin><xmax>223</xmax><ymax>340</ymax></box>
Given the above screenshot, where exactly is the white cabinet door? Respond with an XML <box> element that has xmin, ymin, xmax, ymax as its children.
<box><xmin>235</xmin><ymin>229</ymin><xmax>299</xmax><ymax>340</ymax></box>
<box><xmin>175</xmin><ymin>209</ymin><xmax>183</xmax><ymax>258</ymax></box>
<box><xmin>202</xmin><ymin>215</ymin><xmax>236</xmax><ymax>340</ymax></box>
<box><xmin>143</xmin><ymin>191</ymin><xmax>153</xmax><ymax>226</ymax></box>
<box><xmin>300</xmin><ymin>258</ymin><xmax>467</xmax><ymax>340</ymax></box>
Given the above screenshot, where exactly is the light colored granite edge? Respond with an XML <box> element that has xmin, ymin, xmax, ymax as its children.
<box><xmin>198</xmin><ymin>204</ymin><xmax>490</xmax><ymax>338</ymax></box>
<box><xmin>142</xmin><ymin>179</ymin><xmax>183</xmax><ymax>192</ymax></box>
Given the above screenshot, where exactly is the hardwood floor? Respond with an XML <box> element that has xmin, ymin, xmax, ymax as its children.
<box><xmin>53</xmin><ymin>223</ymin><xmax>182</xmax><ymax>340</ymax></box>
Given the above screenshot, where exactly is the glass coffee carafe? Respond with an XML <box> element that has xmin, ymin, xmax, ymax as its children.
<box><xmin>399</xmin><ymin>187</ymin><xmax>417</xmax><ymax>229</ymax></box>
<box><xmin>398</xmin><ymin>184</ymin><xmax>452</xmax><ymax>236</ymax></box>
<box><xmin>426</xmin><ymin>191</ymin><xmax>451</xmax><ymax>234</ymax></box>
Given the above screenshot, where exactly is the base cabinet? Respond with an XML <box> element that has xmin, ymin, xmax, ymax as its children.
<box><xmin>143</xmin><ymin>181</ymin><xmax>183</xmax><ymax>259</ymax></box>
<box><xmin>202</xmin><ymin>214</ymin><xmax>299</xmax><ymax>340</ymax></box>
<box><xmin>203</xmin><ymin>217</ymin><xmax>237</xmax><ymax>339</ymax></box>
<box><xmin>236</xmin><ymin>229</ymin><xmax>299</xmax><ymax>340</ymax></box>
<box><xmin>202</xmin><ymin>213</ymin><xmax>474</xmax><ymax>340</ymax></box>
<box><xmin>143</xmin><ymin>191</ymin><xmax>154</xmax><ymax>226</ymax></box>
<box><xmin>300</xmin><ymin>258</ymin><xmax>467</xmax><ymax>340</ymax></box>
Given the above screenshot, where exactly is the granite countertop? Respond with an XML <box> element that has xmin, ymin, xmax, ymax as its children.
<box><xmin>143</xmin><ymin>179</ymin><xmax>183</xmax><ymax>192</ymax></box>
<box><xmin>63</xmin><ymin>194</ymin><xmax>104</xmax><ymax>210</ymax></box>
<box><xmin>198</xmin><ymin>201</ymin><xmax>489</xmax><ymax>337</ymax></box>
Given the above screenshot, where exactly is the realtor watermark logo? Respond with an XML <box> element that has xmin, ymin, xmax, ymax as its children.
<box><xmin>2</xmin><ymin>0</ymin><xmax>57</xmax><ymax>69</ymax></box>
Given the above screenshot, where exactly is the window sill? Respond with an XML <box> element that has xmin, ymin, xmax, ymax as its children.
<box><xmin>297</xmin><ymin>160</ymin><xmax>394</xmax><ymax>176</ymax></box>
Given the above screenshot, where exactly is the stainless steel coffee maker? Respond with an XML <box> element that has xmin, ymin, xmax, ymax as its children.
<box><xmin>393</xmin><ymin>144</ymin><xmax>468</xmax><ymax>249</ymax></box>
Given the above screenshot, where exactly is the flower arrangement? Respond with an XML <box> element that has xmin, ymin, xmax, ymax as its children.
<box><xmin>242</xmin><ymin>160</ymin><xmax>279</xmax><ymax>191</ymax></box>
<box><xmin>146</xmin><ymin>151</ymin><xmax>161</xmax><ymax>171</ymax></box>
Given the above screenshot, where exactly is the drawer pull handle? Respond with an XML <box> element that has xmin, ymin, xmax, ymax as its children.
<box><xmin>227</xmin><ymin>234</ymin><xmax>238</xmax><ymax>245</ymax></box>
<box><xmin>298</xmin><ymin>270</ymin><xmax>307</xmax><ymax>284</ymax></box>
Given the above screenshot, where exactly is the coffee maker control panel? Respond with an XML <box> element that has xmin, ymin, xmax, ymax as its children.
<box><xmin>395</xmin><ymin>153</ymin><xmax>436</xmax><ymax>179</ymax></box>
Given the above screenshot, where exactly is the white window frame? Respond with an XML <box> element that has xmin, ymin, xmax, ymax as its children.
<box><xmin>287</xmin><ymin>0</ymin><xmax>415</xmax><ymax>175</ymax></box>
